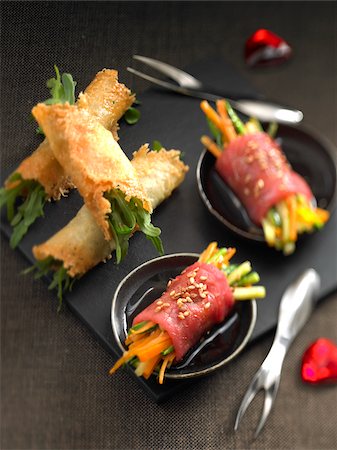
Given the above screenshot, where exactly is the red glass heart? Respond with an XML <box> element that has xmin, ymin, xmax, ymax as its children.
<box><xmin>301</xmin><ymin>338</ymin><xmax>337</xmax><ymax>384</ymax></box>
<box><xmin>245</xmin><ymin>29</ymin><xmax>292</xmax><ymax>67</ymax></box>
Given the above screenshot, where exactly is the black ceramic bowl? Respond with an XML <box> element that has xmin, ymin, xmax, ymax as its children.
<box><xmin>197</xmin><ymin>124</ymin><xmax>337</xmax><ymax>242</ymax></box>
<box><xmin>111</xmin><ymin>253</ymin><xmax>257</xmax><ymax>380</ymax></box>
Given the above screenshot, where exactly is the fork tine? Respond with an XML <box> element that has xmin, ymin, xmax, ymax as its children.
<box><xmin>234</xmin><ymin>371</ymin><xmax>263</xmax><ymax>431</ymax></box>
<box><xmin>254</xmin><ymin>380</ymin><xmax>280</xmax><ymax>438</ymax></box>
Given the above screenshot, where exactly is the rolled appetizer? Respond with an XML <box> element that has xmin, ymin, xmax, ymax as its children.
<box><xmin>200</xmin><ymin>100</ymin><xmax>330</xmax><ymax>255</ymax></box>
<box><xmin>32</xmin><ymin>102</ymin><xmax>163</xmax><ymax>262</ymax></box>
<box><xmin>28</xmin><ymin>145</ymin><xmax>188</xmax><ymax>304</ymax></box>
<box><xmin>0</xmin><ymin>69</ymin><xmax>134</xmax><ymax>248</ymax></box>
<box><xmin>110</xmin><ymin>242</ymin><xmax>265</xmax><ymax>384</ymax></box>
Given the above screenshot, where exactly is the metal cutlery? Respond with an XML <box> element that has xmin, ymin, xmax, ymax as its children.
<box><xmin>234</xmin><ymin>268</ymin><xmax>321</xmax><ymax>438</ymax></box>
<box><xmin>127</xmin><ymin>55</ymin><xmax>303</xmax><ymax>124</ymax></box>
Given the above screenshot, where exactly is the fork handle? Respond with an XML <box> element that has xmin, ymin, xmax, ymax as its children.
<box><xmin>274</xmin><ymin>269</ymin><xmax>321</xmax><ymax>350</ymax></box>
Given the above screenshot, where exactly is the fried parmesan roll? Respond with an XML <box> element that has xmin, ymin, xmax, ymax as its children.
<box><xmin>32</xmin><ymin>103</ymin><xmax>160</xmax><ymax>260</ymax></box>
<box><xmin>1</xmin><ymin>69</ymin><xmax>134</xmax><ymax>249</ymax></box>
<box><xmin>8</xmin><ymin>69</ymin><xmax>134</xmax><ymax>198</ymax></box>
<box><xmin>31</xmin><ymin>146</ymin><xmax>188</xmax><ymax>296</ymax></box>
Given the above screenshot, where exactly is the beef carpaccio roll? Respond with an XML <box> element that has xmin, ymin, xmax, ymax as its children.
<box><xmin>110</xmin><ymin>242</ymin><xmax>265</xmax><ymax>384</ymax></box>
<box><xmin>1</xmin><ymin>69</ymin><xmax>134</xmax><ymax>248</ymax></box>
<box><xmin>200</xmin><ymin>100</ymin><xmax>330</xmax><ymax>255</ymax></box>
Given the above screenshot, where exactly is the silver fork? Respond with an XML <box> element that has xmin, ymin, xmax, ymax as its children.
<box><xmin>127</xmin><ymin>55</ymin><xmax>303</xmax><ymax>124</ymax></box>
<box><xmin>234</xmin><ymin>268</ymin><xmax>320</xmax><ymax>438</ymax></box>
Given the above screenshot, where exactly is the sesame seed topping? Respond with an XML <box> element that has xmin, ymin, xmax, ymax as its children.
<box><xmin>167</xmin><ymin>280</ymin><xmax>172</xmax><ymax>287</ymax></box>
<box><xmin>200</xmin><ymin>275</ymin><xmax>207</xmax><ymax>281</ymax></box>
<box><xmin>200</xmin><ymin>292</ymin><xmax>207</xmax><ymax>298</ymax></box>
<box><xmin>187</xmin><ymin>271</ymin><xmax>196</xmax><ymax>277</ymax></box>
<box><xmin>204</xmin><ymin>302</ymin><xmax>211</xmax><ymax>309</ymax></box>
<box><xmin>257</xmin><ymin>179</ymin><xmax>264</xmax><ymax>189</ymax></box>
<box><xmin>188</xmin><ymin>285</ymin><xmax>196</xmax><ymax>290</ymax></box>
<box><xmin>183</xmin><ymin>311</ymin><xmax>190</xmax><ymax>317</ymax></box>
<box><xmin>156</xmin><ymin>300</ymin><xmax>163</xmax><ymax>305</ymax></box>
<box><xmin>190</xmin><ymin>293</ymin><xmax>198</xmax><ymax>298</ymax></box>
<box><xmin>189</xmin><ymin>277</ymin><xmax>195</xmax><ymax>284</ymax></box>
<box><xmin>244</xmin><ymin>187</ymin><xmax>250</xmax><ymax>196</ymax></box>
<box><xmin>163</xmin><ymin>302</ymin><xmax>170</xmax><ymax>307</ymax></box>
<box><xmin>178</xmin><ymin>312</ymin><xmax>185</xmax><ymax>320</ymax></box>
<box><xmin>155</xmin><ymin>306</ymin><xmax>162</xmax><ymax>312</ymax></box>
<box><xmin>169</xmin><ymin>290</ymin><xmax>175</xmax><ymax>297</ymax></box>
<box><xmin>185</xmin><ymin>296</ymin><xmax>193</xmax><ymax>303</ymax></box>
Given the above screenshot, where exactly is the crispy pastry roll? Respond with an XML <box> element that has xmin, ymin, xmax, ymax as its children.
<box><xmin>31</xmin><ymin>146</ymin><xmax>188</xmax><ymax>294</ymax></box>
<box><xmin>7</xmin><ymin>69</ymin><xmax>134</xmax><ymax>198</ymax></box>
<box><xmin>1</xmin><ymin>69</ymin><xmax>134</xmax><ymax>248</ymax></box>
<box><xmin>32</xmin><ymin>103</ymin><xmax>159</xmax><ymax>259</ymax></box>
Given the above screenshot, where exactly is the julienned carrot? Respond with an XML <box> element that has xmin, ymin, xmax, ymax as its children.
<box><xmin>216</xmin><ymin>99</ymin><xmax>237</xmax><ymax>142</ymax></box>
<box><xmin>201</xmin><ymin>135</ymin><xmax>222</xmax><ymax>159</ymax></box>
<box><xmin>199</xmin><ymin>241</ymin><xmax>218</xmax><ymax>263</ymax></box>
<box><xmin>138</xmin><ymin>337</ymin><xmax>172</xmax><ymax>362</ymax></box>
<box><xmin>159</xmin><ymin>353</ymin><xmax>175</xmax><ymax>384</ymax></box>
<box><xmin>200</xmin><ymin>100</ymin><xmax>236</xmax><ymax>144</ymax></box>
<box><xmin>142</xmin><ymin>355</ymin><xmax>162</xmax><ymax>379</ymax></box>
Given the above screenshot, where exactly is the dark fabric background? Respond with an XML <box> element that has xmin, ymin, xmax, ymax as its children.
<box><xmin>1</xmin><ymin>2</ymin><xmax>337</xmax><ymax>449</ymax></box>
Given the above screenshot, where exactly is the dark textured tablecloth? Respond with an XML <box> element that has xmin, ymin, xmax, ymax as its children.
<box><xmin>1</xmin><ymin>2</ymin><xmax>337</xmax><ymax>449</ymax></box>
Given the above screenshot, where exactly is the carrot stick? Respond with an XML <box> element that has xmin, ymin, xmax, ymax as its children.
<box><xmin>138</xmin><ymin>338</ymin><xmax>172</xmax><ymax>362</ymax></box>
<box><xmin>142</xmin><ymin>355</ymin><xmax>162</xmax><ymax>379</ymax></box>
<box><xmin>200</xmin><ymin>100</ymin><xmax>236</xmax><ymax>144</ymax></box>
<box><xmin>200</xmin><ymin>135</ymin><xmax>222</xmax><ymax>159</ymax></box>
<box><xmin>222</xmin><ymin>247</ymin><xmax>236</xmax><ymax>265</ymax></box>
<box><xmin>159</xmin><ymin>353</ymin><xmax>175</xmax><ymax>384</ymax></box>
<box><xmin>216</xmin><ymin>99</ymin><xmax>237</xmax><ymax>142</ymax></box>
<box><xmin>199</xmin><ymin>242</ymin><xmax>218</xmax><ymax>263</ymax></box>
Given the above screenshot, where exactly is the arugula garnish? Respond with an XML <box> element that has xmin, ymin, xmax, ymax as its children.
<box><xmin>152</xmin><ymin>140</ymin><xmax>163</xmax><ymax>151</ymax></box>
<box><xmin>36</xmin><ymin>65</ymin><xmax>77</xmax><ymax>134</ymax></box>
<box><xmin>124</xmin><ymin>106</ymin><xmax>141</xmax><ymax>125</ymax></box>
<box><xmin>23</xmin><ymin>256</ymin><xmax>76</xmax><ymax>311</ymax></box>
<box><xmin>0</xmin><ymin>173</ymin><xmax>46</xmax><ymax>248</ymax></box>
<box><xmin>105</xmin><ymin>189</ymin><xmax>163</xmax><ymax>263</ymax></box>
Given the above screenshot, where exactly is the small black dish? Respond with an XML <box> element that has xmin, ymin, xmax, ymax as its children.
<box><xmin>111</xmin><ymin>253</ymin><xmax>257</xmax><ymax>380</ymax></box>
<box><xmin>197</xmin><ymin>124</ymin><xmax>337</xmax><ymax>242</ymax></box>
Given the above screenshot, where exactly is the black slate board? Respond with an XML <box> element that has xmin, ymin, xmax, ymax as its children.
<box><xmin>1</xmin><ymin>58</ymin><xmax>337</xmax><ymax>401</ymax></box>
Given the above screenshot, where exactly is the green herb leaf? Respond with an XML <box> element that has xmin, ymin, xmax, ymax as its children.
<box><xmin>152</xmin><ymin>140</ymin><xmax>163</xmax><ymax>152</ymax></box>
<box><xmin>0</xmin><ymin>173</ymin><xmax>47</xmax><ymax>248</ymax></box>
<box><xmin>36</xmin><ymin>65</ymin><xmax>77</xmax><ymax>135</ymax></box>
<box><xmin>124</xmin><ymin>107</ymin><xmax>141</xmax><ymax>125</ymax></box>
<box><xmin>23</xmin><ymin>257</ymin><xmax>76</xmax><ymax>312</ymax></box>
<box><xmin>105</xmin><ymin>189</ymin><xmax>164</xmax><ymax>263</ymax></box>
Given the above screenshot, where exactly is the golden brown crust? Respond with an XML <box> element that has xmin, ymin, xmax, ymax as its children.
<box><xmin>10</xmin><ymin>139</ymin><xmax>74</xmax><ymax>198</ymax></box>
<box><xmin>6</xmin><ymin>69</ymin><xmax>133</xmax><ymax>199</ymax></box>
<box><xmin>33</xmin><ymin>147</ymin><xmax>188</xmax><ymax>277</ymax></box>
<box><xmin>33</xmin><ymin>206</ymin><xmax>114</xmax><ymax>277</ymax></box>
<box><xmin>131</xmin><ymin>144</ymin><xmax>189</xmax><ymax>209</ymax></box>
<box><xmin>78</xmin><ymin>68</ymin><xmax>135</xmax><ymax>137</ymax></box>
<box><xmin>32</xmin><ymin>102</ymin><xmax>152</xmax><ymax>240</ymax></box>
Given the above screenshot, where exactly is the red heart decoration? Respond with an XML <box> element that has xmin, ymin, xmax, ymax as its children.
<box><xmin>301</xmin><ymin>338</ymin><xmax>337</xmax><ymax>384</ymax></box>
<box><xmin>245</xmin><ymin>29</ymin><xmax>292</xmax><ymax>67</ymax></box>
